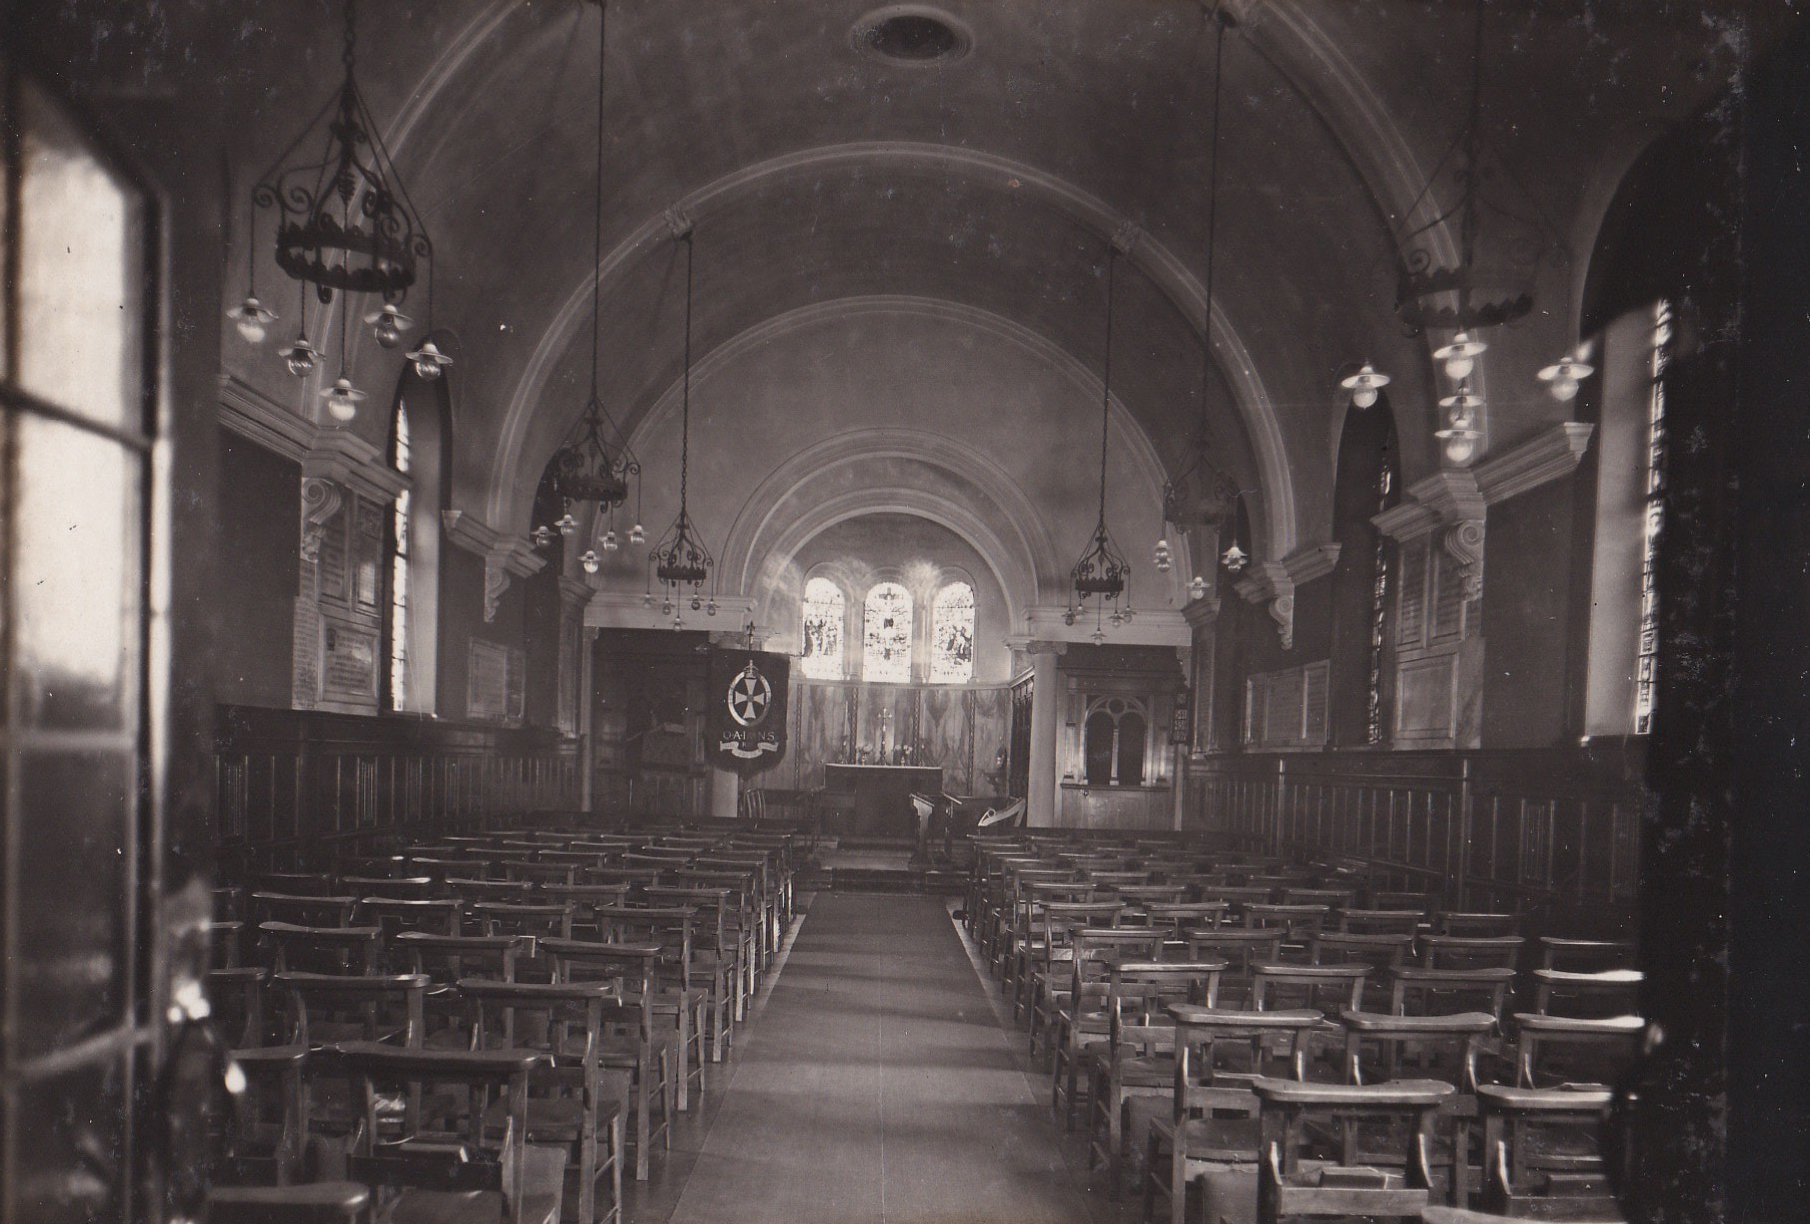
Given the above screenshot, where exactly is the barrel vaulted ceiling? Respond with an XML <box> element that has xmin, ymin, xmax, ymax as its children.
<box><xmin>42</xmin><ymin>0</ymin><xmax>1784</xmax><ymax>598</ymax></box>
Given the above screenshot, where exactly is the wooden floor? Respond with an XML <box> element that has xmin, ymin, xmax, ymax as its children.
<box><xmin>643</xmin><ymin>892</ymin><xmax>1133</xmax><ymax>1224</ymax></box>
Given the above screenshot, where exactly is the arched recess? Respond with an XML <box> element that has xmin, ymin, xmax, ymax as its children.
<box><xmin>482</xmin><ymin>147</ymin><xmax>1298</xmax><ymax>562</ymax></box>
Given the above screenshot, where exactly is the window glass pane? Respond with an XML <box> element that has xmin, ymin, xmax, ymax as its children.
<box><xmin>1084</xmin><ymin>711</ymin><xmax>1115</xmax><ymax>786</ymax></box>
<box><xmin>14</xmin><ymin>749</ymin><xmax>132</xmax><ymax>1060</ymax></box>
<box><xmin>1117</xmin><ymin>712</ymin><xmax>1147</xmax><ymax>786</ymax></box>
<box><xmin>16</xmin><ymin>79</ymin><xmax>143</xmax><ymax>431</ymax></box>
<box><xmin>930</xmin><ymin>581</ymin><xmax>975</xmax><ymax>683</ymax></box>
<box><xmin>8</xmin><ymin>1057</ymin><xmax>128</xmax><ymax>1223</ymax></box>
<box><xmin>800</xmin><ymin>577</ymin><xmax>844</xmax><ymax>680</ymax></box>
<box><xmin>15</xmin><ymin>415</ymin><xmax>139</xmax><ymax>729</ymax></box>
<box><xmin>862</xmin><ymin>582</ymin><xmax>912</xmax><ymax>683</ymax></box>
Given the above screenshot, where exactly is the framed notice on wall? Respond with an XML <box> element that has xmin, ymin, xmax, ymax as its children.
<box><xmin>467</xmin><ymin>639</ymin><xmax>526</xmax><ymax>724</ymax></box>
<box><xmin>1169</xmin><ymin>688</ymin><xmax>1192</xmax><ymax>745</ymax></box>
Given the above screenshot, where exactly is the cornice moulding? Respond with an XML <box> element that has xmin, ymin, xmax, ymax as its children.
<box><xmin>1474</xmin><ymin>422</ymin><xmax>1595</xmax><ymax>504</ymax></box>
<box><xmin>302</xmin><ymin>427</ymin><xmax>408</xmax><ymax>502</ymax></box>
<box><xmin>218</xmin><ymin>374</ymin><xmax>318</xmax><ymax>462</ymax></box>
<box><xmin>1282</xmin><ymin>542</ymin><xmax>1341</xmax><ymax>586</ymax></box>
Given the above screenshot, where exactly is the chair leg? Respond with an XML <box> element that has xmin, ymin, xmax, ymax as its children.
<box><xmin>633</xmin><ymin>1065</ymin><xmax>652</xmax><ymax>1181</ymax></box>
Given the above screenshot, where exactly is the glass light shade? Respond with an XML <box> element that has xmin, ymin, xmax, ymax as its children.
<box><xmin>1189</xmin><ymin>575</ymin><xmax>1208</xmax><ymax>600</ymax></box>
<box><xmin>1443</xmin><ymin>435</ymin><xmax>1478</xmax><ymax>464</ymax></box>
<box><xmin>228</xmin><ymin>296</ymin><xmax>276</xmax><ymax>343</ymax></box>
<box><xmin>406</xmin><ymin>338</ymin><xmax>452</xmax><ymax>381</ymax></box>
<box><xmin>628</xmin><ymin>523</ymin><xmax>646</xmax><ymax>546</ymax></box>
<box><xmin>706</xmin><ymin>600</ymin><xmax>719</xmax><ymax>616</ymax></box>
<box><xmin>364</xmin><ymin>303</ymin><xmax>413</xmax><ymax>349</ymax></box>
<box><xmin>580</xmin><ymin>549</ymin><xmax>600</xmax><ymax>573</ymax></box>
<box><xmin>1340</xmin><ymin>361</ymin><xmax>1391</xmax><ymax>409</ymax></box>
<box><xmin>320</xmin><ymin>376</ymin><xmax>364</xmax><ymax>422</ymax></box>
<box><xmin>1121</xmin><ymin>607</ymin><xmax>1135</xmax><ymax>622</ymax></box>
<box><xmin>1062</xmin><ymin>609</ymin><xmax>1077</xmax><ymax>626</ymax></box>
<box><xmin>601</xmin><ymin>530</ymin><xmax>619</xmax><ymax>552</ymax></box>
<box><xmin>690</xmin><ymin>596</ymin><xmax>702</xmax><ymax>611</ymax></box>
<box><xmin>1109</xmin><ymin>610</ymin><xmax>1124</xmax><ymax>627</ymax></box>
<box><xmin>1538</xmin><ymin>355</ymin><xmax>1594</xmax><ymax>402</ymax></box>
<box><xmin>1433</xmin><ymin>331</ymin><xmax>1487</xmax><ymax>380</ymax></box>
<box><xmin>642</xmin><ymin>592</ymin><xmax>654</xmax><ymax>607</ymax></box>
<box><xmin>1221</xmin><ymin>542</ymin><xmax>1249</xmax><ymax>572</ymax></box>
<box><xmin>1091</xmin><ymin>629</ymin><xmax>1106</xmax><ymax>646</ymax></box>
<box><xmin>531</xmin><ymin>526</ymin><xmax>554</xmax><ymax>548</ymax></box>
<box><xmin>556</xmin><ymin>513</ymin><xmax>577</xmax><ymax>537</ymax></box>
<box><xmin>281</xmin><ymin>336</ymin><xmax>321</xmax><ymax>377</ymax></box>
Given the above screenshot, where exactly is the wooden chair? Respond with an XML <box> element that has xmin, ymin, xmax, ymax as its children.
<box><xmin>1142</xmin><ymin>1006</ymin><xmax>1325</xmax><ymax>1224</ymax></box>
<box><xmin>541</xmin><ymin>938</ymin><xmax>675</xmax><ymax>1180</ymax></box>
<box><xmin>469</xmin><ymin>901</ymin><xmax>576</xmax><ymax>944</ymax></box>
<box><xmin>1339</xmin><ymin>1010</ymin><xmax>1498</xmax><ymax>1206</ymax></box>
<box><xmin>1252</xmin><ymin>962</ymin><xmax>1369</xmax><ymax>1020</ymax></box>
<box><xmin>1254</xmin><ymin>1077</ymin><xmax>1455</xmax><ymax>1223</ymax></box>
<box><xmin>1086</xmin><ymin>959</ymin><xmax>1227</xmax><ymax>1194</ymax></box>
<box><xmin>1047</xmin><ymin>927</ymin><xmax>1166</xmax><ymax>1123</ymax></box>
<box><xmin>501</xmin><ymin>859</ymin><xmax>583</xmax><ymax>888</ymax></box>
<box><xmin>357</xmin><ymin>898</ymin><xmax>464</xmax><ymax>967</ymax></box>
<box><xmin>1244</xmin><ymin>904</ymin><xmax>1332</xmax><ymax>957</ymax></box>
<box><xmin>460</xmin><ymin>979</ymin><xmax>628</xmax><ymax>1224</ymax></box>
<box><xmin>1018</xmin><ymin>898</ymin><xmax>1123</xmax><ymax>1030</ymax></box>
<box><xmin>336</xmin><ymin>1042</ymin><xmax>565</xmax><ymax>1224</ymax></box>
<box><xmin>341</xmin><ymin>874</ymin><xmax>437</xmax><ymax>900</ymax></box>
<box><xmin>216</xmin><ymin>1042</ymin><xmax>311</xmax><ymax>1187</ymax></box>
<box><xmin>397</xmin><ymin>932</ymin><xmax>536</xmax><ymax>1048</ymax></box>
<box><xmin>1474</xmin><ymin>1084</ymin><xmax>1623</xmax><ymax>1219</ymax></box>
<box><xmin>1310</xmin><ymin>932</ymin><xmax>1415</xmax><ymax>978</ymax></box>
<box><xmin>644</xmin><ymin>884</ymin><xmax>740</xmax><ymax>1061</ymax></box>
<box><xmin>1511</xmin><ymin>1014</ymin><xmax>1645</xmax><ymax>1091</ymax></box>
<box><xmin>590</xmin><ymin>905</ymin><xmax>707</xmax><ymax>1110</ymax></box>
<box><xmin>1538</xmin><ymin>937</ymin><xmax>1636</xmax><ymax>974</ymax></box>
<box><xmin>1140</xmin><ymin>901</ymin><xmax>1230</xmax><ymax>937</ymax></box>
<box><xmin>1185</xmin><ymin>929</ymin><xmax>1285</xmax><ymax>1009</ymax></box>
<box><xmin>208</xmin><ymin>965</ymin><xmax>271</xmax><ymax>1048</ymax></box>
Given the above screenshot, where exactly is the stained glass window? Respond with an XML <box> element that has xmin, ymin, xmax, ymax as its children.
<box><xmin>1634</xmin><ymin>300</ymin><xmax>1670</xmax><ymax>736</ymax></box>
<box><xmin>930</xmin><ymin>581</ymin><xmax>975</xmax><ymax>683</ymax></box>
<box><xmin>862</xmin><ymin>582</ymin><xmax>913</xmax><ymax>683</ymax></box>
<box><xmin>800</xmin><ymin>577</ymin><xmax>845</xmax><ymax>680</ymax></box>
<box><xmin>388</xmin><ymin>401</ymin><xmax>411</xmax><ymax>711</ymax></box>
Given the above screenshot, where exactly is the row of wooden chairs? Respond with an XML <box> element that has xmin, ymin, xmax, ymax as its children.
<box><xmin>960</xmin><ymin>832</ymin><xmax>1640</xmax><ymax>1224</ymax></box>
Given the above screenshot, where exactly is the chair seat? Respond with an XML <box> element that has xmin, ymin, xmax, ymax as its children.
<box><xmin>1168</xmin><ymin>1113</ymin><xmax>1263</xmax><ymax>1162</ymax></box>
<box><xmin>1110</xmin><ymin>1053</ymin><xmax>1175</xmax><ymax>1087</ymax></box>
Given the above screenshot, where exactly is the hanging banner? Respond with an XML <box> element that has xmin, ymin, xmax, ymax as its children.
<box><xmin>706</xmin><ymin>648</ymin><xmax>790</xmax><ymax>775</ymax></box>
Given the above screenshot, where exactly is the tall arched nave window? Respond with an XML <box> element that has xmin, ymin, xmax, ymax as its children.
<box><xmin>930</xmin><ymin>580</ymin><xmax>975</xmax><ymax>683</ymax></box>
<box><xmin>862</xmin><ymin>581</ymin><xmax>913</xmax><ymax>683</ymax></box>
<box><xmin>800</xmin><ymin>576</ymin><xmax>846</xmax><ymax>680</ymax></box>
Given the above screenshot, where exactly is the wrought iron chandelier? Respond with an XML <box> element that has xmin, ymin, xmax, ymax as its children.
<box><xmin>535</xmin><ymin>0</ymin><xmax>642</xmax><ymax>564</ymax></box>
<box><xmin>232</xmin><ymin>0</ymin><xmax>446</xmax><ymax>420</ymax></box>
<box><xmin>1067</xmin><ymin>244</ymin><xmax>1131</xmax><ymax>645</ymax></box>
<box><xmin>649</xmin><ymin>230</ymin><xmax>717</xmax><ymax>628</ymax></box>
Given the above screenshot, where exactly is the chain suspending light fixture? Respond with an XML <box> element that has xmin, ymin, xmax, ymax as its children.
<box><xmin>649</xmin><ymin>229</ymin><xmax>717</xmax><ymax>628</ymax></box>
<box><xmin>534</xmin><ymin>0</ymin><xmax>642</xmax><ymax>566</ymax></box>
<box><xmin>1067</xmin><ymin>244</ymin><xmax>1132</xmax><ymax>645</ymax></box>
<box><xmin>1159</xmin><ymin>1</ymin><xmax>1241</xmax><ymax>604</ymax></box>
<box><xmin>235</xmin><ymin>0</ymin><xmax>444</xmax><ymax>420</ymax></box>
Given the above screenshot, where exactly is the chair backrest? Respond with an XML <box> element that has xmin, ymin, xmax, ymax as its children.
<box><xmin>445</xmin><ymin>877</ymin><xmax>534</xmax><ymax>905</ymax></box>
<box><xmin>1390</xmin><ymin>966</ymin><xmax>1517</xmax><ymax>1022</ymax></box>
<box><xmin>1243</xmin><ymin>903</ymin><xmax>1331</xmax><ymax>940</ymax></box>
<box><xmin>1282</xmin><ymin>887</ymin><xmax>1355</xmax><ymax>909</ymax></box>
<box><xmin>250</xmin><ymin>892</ymin><xmax>358</xmax><ymax>929</ymax></box>
<box><xmin>1336</xmin><ymin>907</ymin><xmax>1425</xmax><ymax>937</ymax></box>
<box><xmin>469</xmin><ymin>900</ymin><xmax>575</xmax><ymax>941</ymax></box>
<box><xmin>1537</xmin><ymin>936</ymin><xmax>1636</xmax><ymax>972</ymax></box>
<box><xmin>338</xmin><ymin>874</ymin><xmax>435</xmax><ymax>900</ymax></box>
<box><xmin>1421</xmin><ymin>934</ymin><xmax>1525</xmax><ymax>971</ymax></box>
<box><xmin>1171</xmin><ymin>1006</ymin><xmax>1326</xmax><ymax>1132</ymax></box>
<box><xmin>1532</xmin><ymin>967</ymin><xmax>1643</xmax><ymax>1018</ymax></box>
<box><xmin>1141</xmin><ymin>901</ymin><xmax>1229</xmax><ymax>935</ymax></box>
<box><xmin>1309</xmin><ymin>932</ymin><xmax>1413</xmax><ymax>976</ymax></box>
<box><xmin>1252</xmin><ymin>962</ymin><xmax>1368</xmax><ymax>1016</ymax></box>
<box><xmin>1338</xmin><ymin>1009</ymin><xmax>1496</xmax><ymax>1091</ymax></box>
<box><xmin>275</xmin><ymin>972</ymin><xmax>427</xmax><ymax>1047</ymax></box>
<box><xmin>1107</xmin><ymin>960</ymin><xmax>1226</xmax><ymax>1056</ymax></box>
<box><xmin>207</xmin><ymin>966</ymin><xmax>270</xmax><ymax>1048</ymax></box>
<box><xmin>592</xmin><ymin>905</ymin><xmax>695</xmax><ymax>989</ymax></box>
<box><xmin>1511</xmin><ymin>1012</ymin><xmax>1645</xmax><ymax>1089</ymax></box>
<box><xmin>500</xmin><ymin>859</ymin><xmax>582</xmax><ymax>887</ymax></box>
<box><xmin>1253</xmin><ymin>1077</ymin><xmax>1454</xmax><ymax>1224</ymax></box>
<box><xmin>257</xmin><ymin>921</ymin><xmax>382</xmax><ymax>976</ymax></box>
<box><xmin>335</xmin><ymin>1043</ymin><xmax>548</xmax><ymax>1224</ymax></box>
<box><xmin>397</xmin><ymin>931</ymin><xmax>533</xmax><ymax>985</ymax></box>
<box><xmin>355</xmin><ymin>897</ymin><xmax>463</xmax><ymax>947</ymax></box>
<box><xmin>1431</xmin><ymin>910</ymin><xmax>1520</xmax><ymax>938</ymax></box>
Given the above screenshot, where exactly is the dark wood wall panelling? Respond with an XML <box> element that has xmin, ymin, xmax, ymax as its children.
<box><xmin>215</xmin><ymin>704</ymin><xmax>580</xmax><ymax>861</ymax></box>
<box><xmin>1189</xmin><ymin>742</ymin><xmax>1643</xmax><ymax>933</ymax></box>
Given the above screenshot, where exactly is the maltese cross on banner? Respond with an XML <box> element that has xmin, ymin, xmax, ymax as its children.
<box><xmin>707</xmin><ymin>649</ymin><xmax>789</xmax><ymax>774</ymax></box>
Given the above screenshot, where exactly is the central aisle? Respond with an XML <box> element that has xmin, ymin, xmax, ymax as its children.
<box><xmin>667</xmin><ymin>893</ymin><xmax>1112</xmax><ymax>1224</ymax></box>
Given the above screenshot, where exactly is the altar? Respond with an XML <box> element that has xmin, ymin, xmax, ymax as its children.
<box><xmin>822</xmin><ymin>764</ymin><xmax>944</xmax><ymax>838</ymax></box>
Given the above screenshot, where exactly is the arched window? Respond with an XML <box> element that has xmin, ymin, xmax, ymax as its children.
<box><xmin>862</xmin><ymin>582</ymin><xmax>913</xmax><ymax>683</ymax></box>
<box><xmin>929</xmin><ymin>581</ymin><xmax>975</xmax><ymax>683</ymax></box>
<box><xmin>1083</xmin><ymin>697</ymin><xmax>1147</xmax><ymax>787</ymax></box>
<box><xmin>387</xmin><ymin>399</ymin><xmax>411</xmax><ymax>712</ymax></box>
<box><xmin>800</xmin><ymin>577</ymin><xmax>846</xmax><ymax>680</ymax></box>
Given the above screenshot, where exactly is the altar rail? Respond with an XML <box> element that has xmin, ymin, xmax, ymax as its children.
<box><xmin>1189</xmin><ymin>743</ymin><xmax>1645</xmax><ymax>930</ymax></box>
<box><xmin>215</xmin><ymin>704</ymin><xmax>582</xmax><ymax>856</ymax></box>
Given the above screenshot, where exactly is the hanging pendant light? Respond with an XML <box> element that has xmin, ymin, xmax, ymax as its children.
<box><xmin>650</xmin><ymin>229</ymin><xmax>716</xmax><ymax>626</ymax></box>
<box><xmin>533</xmin><ymin>0</ymin><xmax>640</xmax><ymax>546</ymax></box>
<box><xmin>1069</xmin><ymin>243</ymin><xmax>1131</xmax><ymax>630</ymax></box>
<box><xmin>1538</xmin><ymin>346</ymin><xmax>1595</xmax><ymax>402</ymax></box>
<box><xmin>227</xmin><ymin>296</ymin><xmax>276</xmax><ymax>344</ymax></box>
<box><xmin>1340</xmin><ymin>361</ymin><xmax>1392</xmax><ymax>409</ymax></box>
